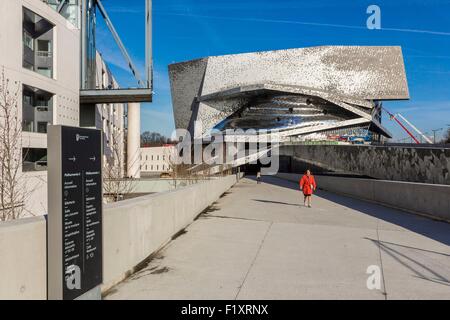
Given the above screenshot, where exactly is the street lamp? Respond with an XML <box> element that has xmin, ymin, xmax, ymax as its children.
<box><xmin>431</xmin><ymin>128</ymin><xmax>443</xmax><ymax>144</ymax></box>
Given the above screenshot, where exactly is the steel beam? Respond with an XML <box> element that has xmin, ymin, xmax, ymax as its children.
<box><xmin>281</xmin><ymin>118</ymin><xmax>371</xmax><ymax>138</ymax></box>
<box><xmin>80</xmin><ymin>88</ymin><xmax>153</xmax><ymax>104</ymax></box>
<box><xmin>80</xmin><ymin>0</ymin><xmax>87</xmax><ymax>89</ymax></box>
<box><xmin>96</xmin><ymin>0</ymin><xmax>144</xmax><ymax>87</ymax></box>
<box><xmin>57</xmin><ymin>0</ymin><xmax>68</xmax><ymax>13</ymax></box>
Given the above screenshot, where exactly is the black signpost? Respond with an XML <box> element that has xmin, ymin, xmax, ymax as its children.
<box><xmin>47</xmin><ymin>125</ymin><xmax>103</xmax><ymax>300</ymax></box>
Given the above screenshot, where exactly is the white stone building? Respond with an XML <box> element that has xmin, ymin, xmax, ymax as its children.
<box><xmin>0</xmin><ymin>0</ymin><xmax>126</xmax><ymax>217</ymax></box>
<box><xmin>91</xmin><ymin>52</ymin><xmax>125</xmax><ymax>171</ymax></box>
<box><xmin>140</xmin><ymin>145</ymin><xmax>176</xmax><ymax>175</ymax></box>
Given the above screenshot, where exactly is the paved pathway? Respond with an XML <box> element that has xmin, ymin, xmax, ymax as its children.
<box><xmin>106</xmin><ymin>176</ymin><xmax>450</xmax><ymax>300</ymax></box>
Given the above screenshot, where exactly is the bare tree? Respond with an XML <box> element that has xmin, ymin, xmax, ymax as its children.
<box><xmin>0</xmin><ymin>69</ymin><xmax>25</xmax><ymax>221</ymax></box>
<box><xmin>166</xmin><ymin>149</ymin><xmax>187</xmax><ymax>189</ymax></box>
<box><xmin>103</xmin><ymin>127</ymin><xmax>135</xmax><ymax>202</ymax></box>
<box><xmin>141</xmin><ymin>131</ymin><xmax>170</xmax><ymax>147</ymax></box>
<box><xmin>444</xmin><ymin>128</ymin><xmax>450</xmax><ymax>144</ymax></box>
<box><xmin>165</xmin><ymin>146</ymin><xmax>207</xmax><ymax>189</ymax></box>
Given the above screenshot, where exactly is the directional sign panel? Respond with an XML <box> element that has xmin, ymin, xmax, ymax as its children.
<box><xmin>48</xmin><ymin>125</ymin><xmax>103</xmax><ymax>300</ymax></box>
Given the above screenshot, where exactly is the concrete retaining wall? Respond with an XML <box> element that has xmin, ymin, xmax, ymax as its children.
<box><xmin>130</xmin><ymin>178</ymin><xmax>199</xmax><ymax>194</ymax></box>
<box><xmin>276</xmin><ymin>173</ymin><xmax>450</xmax><ymax>222</ymax></box>
<box><xmin>0</xmin><ymin>175</ymin><xmax>240</xmax><ymax>300</ymax></box>
<box><xmin>0</xmin><ymin>216</ymin><xmax>47</xmax><ymax>299</ymax></box>
<box><xmin>279</xmin><ymin>144</ymin><xmax>450</xmax><ymax>185</ymax></box>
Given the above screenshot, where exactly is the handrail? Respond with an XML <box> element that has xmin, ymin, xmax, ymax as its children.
<box><xmin>37</xmin><ymin>51</ymin><xmax>52</xmax><ymax>57</ymax></box>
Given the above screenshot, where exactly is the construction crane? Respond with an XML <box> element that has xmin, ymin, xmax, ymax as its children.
<box><xmin>382</xmin><ymin>107</ymin><xmax>432</xmax><ymax>144</ymax></box>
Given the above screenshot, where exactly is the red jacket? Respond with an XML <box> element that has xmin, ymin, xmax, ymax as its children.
<box><xmin>300</xmin><ymin>175</ymin><xmax>316</xmax><ymax>195</ymax></box>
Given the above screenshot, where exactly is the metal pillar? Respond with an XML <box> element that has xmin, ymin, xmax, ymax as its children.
<box><xmin>81</xmin><ymin>0</ymin><xmax>97</xmax><ymax>90</ymax></box>
<box><xmin>145</xmin><ymin>0</ymin><xmax>153</xmax><ymax>90</ymax></box>
<box><xmin>80</xmin><ymin>0</ymin><xmax>87</xmax><ymax>89</ymax></box>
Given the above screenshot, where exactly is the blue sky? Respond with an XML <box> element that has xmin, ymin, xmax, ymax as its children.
<box><xmin>96</xmin><ymin>0</ymin><xmax>450</xmax><ymax>141</ymax></box>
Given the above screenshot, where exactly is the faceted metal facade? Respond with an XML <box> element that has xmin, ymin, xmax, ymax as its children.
<box><xmin>169</xmin><ymin>46</ymin><xmax>409</xmax><ymax>140</ymax></box>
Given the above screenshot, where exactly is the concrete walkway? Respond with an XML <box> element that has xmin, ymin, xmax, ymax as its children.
<box><xmin>106</xmin><ymin>176</ymin><xmax>450</xmax><ymax>300</ymax></box>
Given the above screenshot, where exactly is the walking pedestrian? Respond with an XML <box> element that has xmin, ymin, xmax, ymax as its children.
<box><xmin>256</xmin><ymin>171</ymin><xmax>261</xmax><ymax>184</ymax></box>
<box><xmin>299</xmin><ymin>169</ymin><xmax>317</xmax><ymax>207</ymax></box>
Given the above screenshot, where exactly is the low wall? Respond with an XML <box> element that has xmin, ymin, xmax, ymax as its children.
<box><xmin>0</xmin><ymin>216</ymin><xmax>47</xmax><ymax>299</ymax></box>
<box><xmin>279</xmin><ymin>144</ymin><xmax>450</xmax><ymax>185</ymax></box>
<box><xmin>276</xmin><ymin>173</ymin><xmax>450</xmax><ymax>222</ymax></box>
<box><xmin>130</xmin><ymin>178</ymin><xmax>199</xmax><ymax>194</ymax></box>
<box><xmin>102</xmin><ymin>175</ymin><xmax>239</xmax><ymax>290</ymax></box>
<box><xmin>0</xmin><ymin>174</ymin><xmax>240</xmax><ymax>300</ymax></box>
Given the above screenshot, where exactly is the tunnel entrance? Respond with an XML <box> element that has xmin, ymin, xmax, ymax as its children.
<box><xmin>242</xmin><ymin>160</ymin><xmax>271</xmax><ymax>174</ymax></box>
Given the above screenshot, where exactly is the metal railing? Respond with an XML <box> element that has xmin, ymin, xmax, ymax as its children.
<box><xmin>37</xmin><ymin>51</ymin><xmax>52</xmax><ymax>58</ymax></box>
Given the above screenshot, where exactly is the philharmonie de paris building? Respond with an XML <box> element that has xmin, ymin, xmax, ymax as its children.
<box><xmin>168</xmin><ymin>46</ymin><xmax>409</xmax><ymax>156</ymax></box>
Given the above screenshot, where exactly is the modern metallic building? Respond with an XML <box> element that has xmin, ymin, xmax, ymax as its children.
<box><xmin>169</xmin><ymin>46</ymin><xmax>409</xmax><ymax>143</ymax></box>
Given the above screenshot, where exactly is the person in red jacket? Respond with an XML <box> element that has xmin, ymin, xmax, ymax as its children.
<box><xmin>299</xmin><ymin>169</ymin><xmax>317</xmax><ymax>208</ymax></box>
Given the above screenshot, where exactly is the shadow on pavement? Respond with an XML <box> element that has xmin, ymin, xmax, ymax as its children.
<box><xmin>251</xmin><ymin>175</ymin><xmax>450</xmax><ymax>247</ymax></box>
<box><xmin>252</xmin><ymin>199</ymin><xmax>299</xmax><ymax>206</ymax></box>
<box><xmin>366</xmin><ymin>237</ymin><xmax>450</xmax><ymax>287</ymax></box>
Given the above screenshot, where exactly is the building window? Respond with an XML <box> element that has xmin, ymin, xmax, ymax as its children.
<box><xmin>37</xmin><ymin>40</ymin><xmax>51</xmax><ymax>55</ymax></box>
<box><xmin>22</xmin><ymin>148</ymin><xmax>47</xmax><ymax>172</ymax></box>
<box><xmin>23</xmin><ymin>91</ymin><xmax>33</xmax><ymax>105</ymax></box>
<box><xmin>23</xmin><ymin>30</ymin><xmax>33</xmax><ymax>50</ymax></box>
<box><xmin>37</xmin><ymin>122</ymin><xmax>48</xmax><ymax>133</ymax></box>
<box><xmin>22</xmin><ymin>84</ymin><xmax>53</xmax><ymax>133</ymax></box>
<box><xmin>37</xmin><ymin>67</ymin><xmax>52</xmax><ymax>78</ymax></box>
<box><xmin>23</xmin><ymin>7</ymin><xmax>54</xmax><ymax>78</ymax></box>
<box><xmin>44</xmin><ymin>0</ymin><xmax>80</xmax><ymax>27</ymax></box>
<box><xmin>23</xmin><ymin>61</ymin><xmax>34</xmax><ymax>71</ymax></box>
